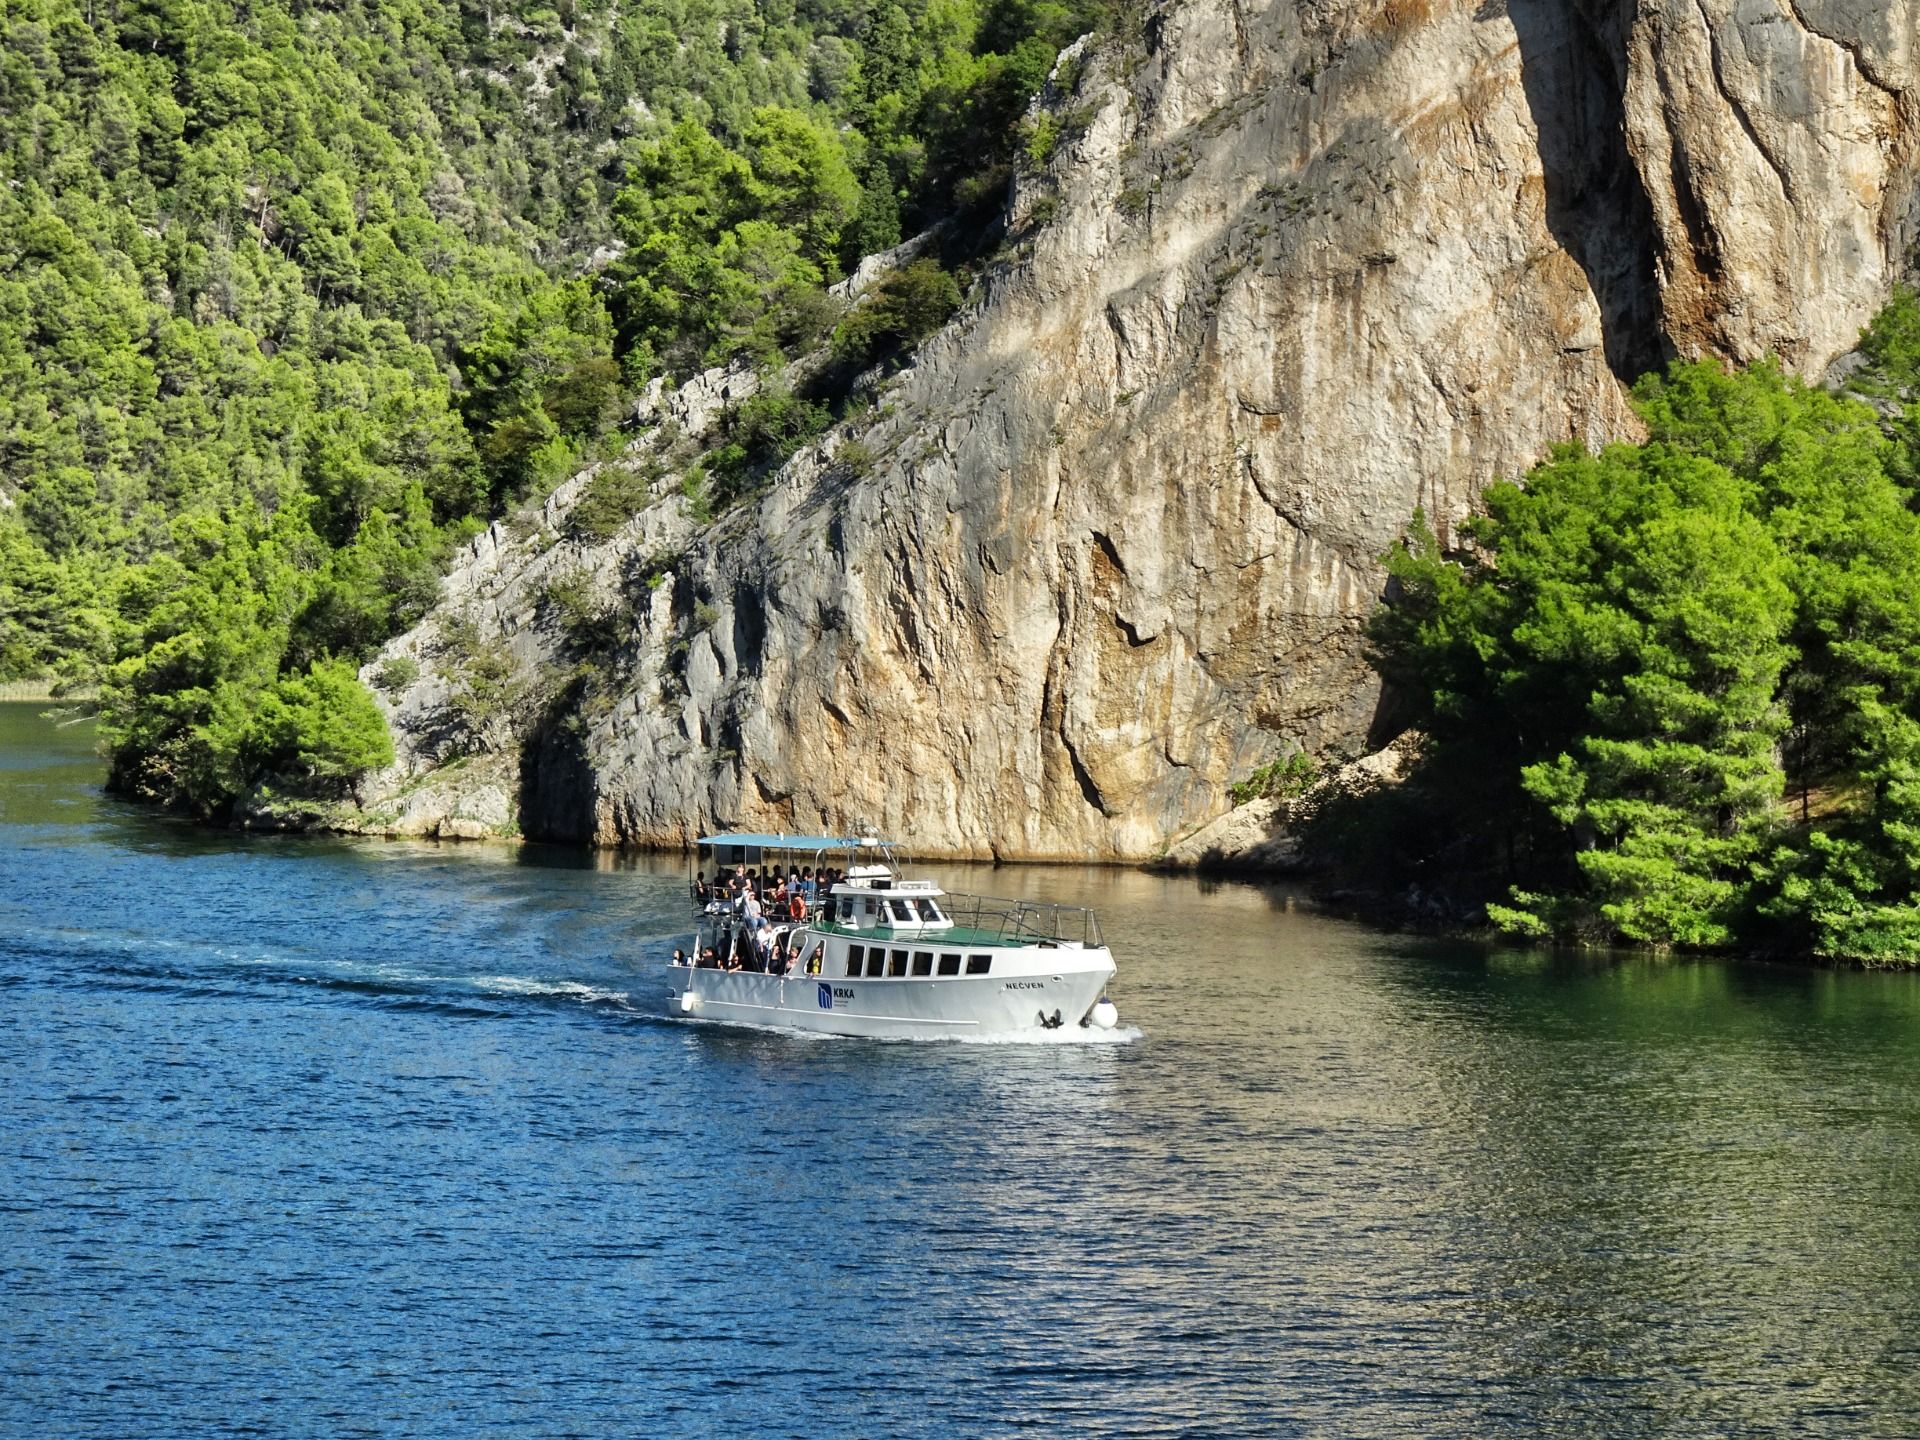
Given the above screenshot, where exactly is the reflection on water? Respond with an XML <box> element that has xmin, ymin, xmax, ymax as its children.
<box><xmin>4</xmin><ymin>702</ymin><xmax>1920</xmax><ymax>1437</ymax></box>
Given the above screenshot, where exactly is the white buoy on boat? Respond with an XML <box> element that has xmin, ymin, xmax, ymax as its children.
<box><xmin>1090</xmin><ymin>998</ymin><xmax>1119</xmax><ymax>1029</ymax></box>
<box><xmin>678</xmin><ymin>989</ymin><xmax>700</xmax><ymax>1015</ymax></box>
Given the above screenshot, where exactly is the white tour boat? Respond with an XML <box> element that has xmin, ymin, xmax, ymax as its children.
<box><xmin>665</xmin><ymin>832</ymin><xmax>1122</xmax><ymax>1039</ymax></box>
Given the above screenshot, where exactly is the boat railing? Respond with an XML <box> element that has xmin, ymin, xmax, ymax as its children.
<box><xmin>691</xmin><ymin>887</ymin><xmax>1105</xmax><ymax>949</ymax></box>
<box><xmin>934</xmin><ymin>891</ymin><xmax>1105</xmax><ymax>948</ymax></box>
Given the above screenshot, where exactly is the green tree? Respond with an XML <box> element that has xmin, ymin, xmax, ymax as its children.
<box><xmin>250</xmin><ymin>657</ymin><xmax>395</xmax><ymax>790</ymax></box>
<box><xmin>1372</xmin><ymin>444</ymin><xmax>1794</xmax><ymax>947</ymax></box>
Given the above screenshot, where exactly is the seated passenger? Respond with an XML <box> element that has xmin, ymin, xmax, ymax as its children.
<box><xmin>671</xmin><ymin>947</ymin><xmax>687</xmax><ymax>967</ymax></box>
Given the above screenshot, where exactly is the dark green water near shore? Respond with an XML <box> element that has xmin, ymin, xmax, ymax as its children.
<box><xmin>5</xmin><ymin>700</ymin><xmax>1920</xmax><ymax>1437</ymax></box>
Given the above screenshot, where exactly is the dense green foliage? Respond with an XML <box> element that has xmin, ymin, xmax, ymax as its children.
<box><xmin>1363</xmin><ymin>296</ymin><xmax>1920</xmax><ymax>963</ymax></box>
<box><xmin>0</xmin><ymin>0</ymin><xmax>1109</xmax><ymax>814</ymax></box>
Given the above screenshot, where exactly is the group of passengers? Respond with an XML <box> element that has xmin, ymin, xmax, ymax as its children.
<box><xmin>690</xmin><ymin>864</ymin><xmax>845</xmax><ymax>923</ymax></box>
<box><xmin>671</xmin><ymin>862</ymin><xmax>843</xmax><ymax>973</ymax></box>
<box><xmin>671</xmin><ymin>934</ymin><xmax>819</xmax><ymax>974</ymax></box>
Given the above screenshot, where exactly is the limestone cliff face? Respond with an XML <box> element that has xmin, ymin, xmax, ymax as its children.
<box><xmin>356</xmin><ymin>0</ymin><xmax>1920</xmax><ymax>859</ymax></box>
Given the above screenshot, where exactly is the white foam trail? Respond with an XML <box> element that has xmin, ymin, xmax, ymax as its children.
<box><xmin>666</xmin><ymin>1015</ymin><xmax>1143</xmax><ymax>1045</ymax></box>
<box><xmin>473</xmin><ymin>974</ymin><xmax>634</xmax><ymax>1006</ymax></box>
<box><xmin>951</xmin><ymin>1024</ymin><xmax>1143</xmax><ymax>1046</ymax></box>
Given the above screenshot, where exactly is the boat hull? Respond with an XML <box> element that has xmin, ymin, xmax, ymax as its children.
<box><xmin>663</xmin><ymin>954</ymin><xmax>1116</xmax><ymax>1039</ymax></box>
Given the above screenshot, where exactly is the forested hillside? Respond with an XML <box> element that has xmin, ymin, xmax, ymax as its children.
<box><xmin>0</xmin><ymin>0</ymin><xmax>1101</xmax><ymax>807</ymax></box>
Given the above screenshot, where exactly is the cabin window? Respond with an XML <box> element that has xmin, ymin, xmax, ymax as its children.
<box><xmin>911</xmin><ymin>951</ymin><xmax>933</xmax><ymax>976</ymax></box>
<box><xmin>864</xmin><ymin>897</ymin><xmax>878</xmax><ymax>917</ymax></box>
<box><xmin>938</xmin><ymin>953</ymin><xmax>962</xmax><ymax>976</ymax></box>
<box><xmin>845</xmin><ymin>944</ymin><xmax>864</xmax><ymax>978</ymax></box>
<box><xmin>888</xmin><ymin>949</ymin><xmax>909</xmax><ymax>977</ymax></box>
<box><xmin>865</xmin><ymin>951</ymin><xmax>886</xmax><ymax>978</ymax></box>
<box><xmin>966</xmin><ymin>955</ymin><xmax>992</xmax><ymax>975</ymax></box>
<box><xmin>839</xmin><ymin>898</ymin><xmax>855</xmax><ymax>922</ymax></box>
<box><xmin>806</xmin><ymin>945</ymin><xmax>824</xmax><ymax>976</ymax></box>
<box><xmin>915</xmin><ymin>898</ymin><xmax>943</xmax><ymax>922</ymax></box>
<box><xmin>890</xmin><ymin>899</ymin><xmax>914</xmax><ymax>922</ymax></box>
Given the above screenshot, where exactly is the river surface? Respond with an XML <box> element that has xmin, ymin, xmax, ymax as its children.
<box><xmin>5</xmin><ymin>702</ymin><xmax>1920</xmax><ymax>1438</ymax></box>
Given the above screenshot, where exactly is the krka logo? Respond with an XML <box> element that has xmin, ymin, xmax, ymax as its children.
<box><xmin>817</xmin><ymin>982</ymin><xmax>833</xmax><ymax>1010</ymax></box>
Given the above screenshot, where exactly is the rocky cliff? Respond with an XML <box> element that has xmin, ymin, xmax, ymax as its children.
<box><xmin>351</xmin><ymin>0</ymin><xmax>1920</xmax><ymax>859</ymax></box>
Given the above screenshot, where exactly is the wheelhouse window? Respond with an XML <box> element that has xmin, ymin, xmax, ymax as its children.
<box><xmin>845</xmin><ymin>944</ymin><xmax>864</xmax><ymax>978</ymax></box>
<box><xmin>889</xmin><ymin>899</ymin><xmax>914</xmax><ymax>923</ymax></box>
<box><xmin>937</xmin><ymin>953</ymin><xmax>962</xmax><ymax>976</ymax></box>
<box><xmin>888</xmin><ymin>949</ymin><xmax>909</xmax><ymax>977</ymax></box>
<box><xmin>915</xmin><ymin>898</ymin><xmax>943</xmax><ymax>922</ymax></box>
<box><xmin>864</xmin><ymin>897</ymin><xmax>878</xmax><ymax>917</ymax></box>
<box><xmin>911</xmin><ymin>951</ymin><xmax>933</xmax><ymax>976</ymax></box>
<box><xmin>865</xmin><ymin>950</ymin><xmax>886</xmax><ymax>978</ymax></box>
<box><xmin>965</xmin><ymin>955</ymin><xmax>992</xmax><ymax>975</ymax></box>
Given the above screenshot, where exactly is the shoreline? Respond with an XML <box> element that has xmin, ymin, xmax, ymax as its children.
<box><xmin>292</xmin><ymin>817</ymin><xmax>1912</xmax><ymax>973</ymax></box>
<box><xmin>0</xmin><ymin>685</ymin><xmax>95</xmax><ymax>702</ymax></box>
<box><xmin>68</xmin><ymin>747</ymin><xmax>1912</xmax><ymax>974</ymax></box>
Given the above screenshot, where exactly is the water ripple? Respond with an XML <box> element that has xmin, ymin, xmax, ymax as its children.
<box><xmin>6</xmin><ymin>704</ymin><xmax>1920</xmax><ymax>1436</ymax></box>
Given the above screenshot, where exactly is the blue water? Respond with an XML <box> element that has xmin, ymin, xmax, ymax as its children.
<box><xmin>6</xmin><ymin>702</ymin><xmax>1920</xmax><ymax>1438</ymax></box>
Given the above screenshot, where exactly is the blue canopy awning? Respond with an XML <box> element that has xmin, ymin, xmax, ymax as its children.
<box><xmin>696</xmin><ymin>831</ymin><xmax>884</xmax><ymax>851</ymax></box>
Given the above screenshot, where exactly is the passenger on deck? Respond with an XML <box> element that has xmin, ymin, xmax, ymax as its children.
<box><xmin>672</xmin><ymin>948</ymin><xmax>687</xmax><ymax>967</ymax></box>
<box><xmin>701</xmin><ymin>946</ymin><xmax>719</xmax><ymax>967</ymax></box>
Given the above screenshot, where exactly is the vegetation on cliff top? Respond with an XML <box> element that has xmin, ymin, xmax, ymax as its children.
<box><xmin>1356</xmin><ymin>292</ymin><xmax>1920</xmax><ymax>965</ymax></box>
<box><xmin>0</xmin><ymin>0</ymin><xmax>1110</xmax><ymax>814</ymax></box>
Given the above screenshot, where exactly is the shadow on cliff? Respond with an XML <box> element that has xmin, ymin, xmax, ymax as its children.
<box><xmin>1503</xmin><ymin>0</ymin><xmax>1669</xmax><ymax>382</ymax></box>
<box><xmin>516</xmin><ymin>675</ymin><xmax>599</xmax><ymax>845</ymax></box>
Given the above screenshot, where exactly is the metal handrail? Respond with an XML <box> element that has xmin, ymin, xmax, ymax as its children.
<box><xmin>690</xmin><ymin>888</ymin><xmax>1104</xmax><ymax>949</ymax></box>
<box><xmin>903</xmin><ymin>890</ymin><xmax>1104</xmax><ymax>948</ymax></box>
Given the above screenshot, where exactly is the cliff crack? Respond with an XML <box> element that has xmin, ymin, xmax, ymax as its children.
<box><xmin>1651</xmin><ymin>18</ymin><xmax>1724</xmax><ymax>283</ymax></box>
<box><xmin>1698</xmin><ymin>0</ymin><xmax>1790</xmax><ymax>201</ymax></box>
<box><xmin>1060</xmin><ymin>726</ymin><xmax>1112</xmax><ymax>816</ymax></box>
<box><xmin>1779</xmin><ymin>0</ymin><xmax>1904</xmax><ymax>102</ymax></box>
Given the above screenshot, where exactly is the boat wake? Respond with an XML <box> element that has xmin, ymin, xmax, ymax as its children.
<box><xmin>667</xmin><ymin>1012</ymin><xmax>1144</xmax><ymax>1045</ymax></box>
<box><xmin>952</xmin><ymin>1024</ymin><xmax>1143</xmax><ymax>1045</ymax></box>
<box><xmin>13</xmin><ymin>925</ymin><xmax>656</xmax><ymax>1023</ymax></box>
<box><xmin>470</xmin><ymin>974</ymin><xmax>637</xmax><ymax>1008</ymax></box>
